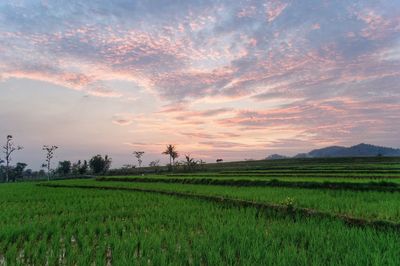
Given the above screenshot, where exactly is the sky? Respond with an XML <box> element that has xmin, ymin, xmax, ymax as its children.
<box><xmin>0</xmin><ymin>0</ymin><xmax>399</xmax><ymax>170</ymax></box>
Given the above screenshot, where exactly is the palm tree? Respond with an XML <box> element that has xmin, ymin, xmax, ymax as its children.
<box><xmin>162</xmin><ymin>145</ymin><xmax>179</xmax><ymax>167</ymax></box>
<box><xmin>184</xmin><ymin>154</ymin><xmax>197</xmax><ymax>172</ymax></box>
<box><xmin>171</xmin><ymin>151</ymin><xmax>179</xmax><ymax>164</ymax></box>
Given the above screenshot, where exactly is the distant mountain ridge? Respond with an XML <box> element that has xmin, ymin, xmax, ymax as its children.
<box><xmin>298</xmin><ymin>143</ymin><xmax>400</xmax><ymax>158</ymax></box>
<box><xmin>266</xmin><ymin>143</ymin><xmax>400</xmax><ymax>160</ymax></box>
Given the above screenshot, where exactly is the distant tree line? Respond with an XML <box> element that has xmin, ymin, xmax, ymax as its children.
<box><xmin>108</xmin><ymin>145</ymin><xmax>207</xmax><ymax>175</ymax></box>
<box><xmin>1</xmin><ymin>135</ymin><xmax>213</xmax><ymax>182</ymax></box>
<box><xmin>0</xmin><ymin>135</ymin><xmax>115</xmax><ymax>182</ymax></box>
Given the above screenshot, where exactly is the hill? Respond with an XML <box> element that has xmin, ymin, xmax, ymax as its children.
<box><xmin>301</xmin><ymin>143</ymin><xmax>400</xmax><ymax>158</ymax></box>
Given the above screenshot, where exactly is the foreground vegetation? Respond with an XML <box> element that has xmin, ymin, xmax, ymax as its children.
<box><xmin>96</xmin><ymin>175</ymin><xmax>400</xmax><ymax>193</ymax></box>
<box><xmin>1</xmin><ymin>183</ymin><xmax>400</xmax><ymax>265</ymax></box>
<box><xmin>51</xmin><ymin>179</ymin><xmax>400</xmax><ymax>223</ymax></box>
<box><xmin>2</xmin><ymin>156</ymin><xmax>400</xmax><ymax>264</ymax></box>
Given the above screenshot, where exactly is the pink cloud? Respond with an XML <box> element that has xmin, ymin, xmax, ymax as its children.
<box><xmin>265</xmin><ymin>2</ymin><xmax>288</xmax><ymax>22</ymax></box>
<box><xmin>181</xmin><ymin>132</ymin><xmax>216</xmax><ymax>139</ymax></box>
<box><xmin>87</xmin><ymin>87</ymin><xmax>122</xmax><ymax>98</ymax></box>
<box><xmin>199</xmin><ymin>140</ymin><xmax>252</xmax><ymax>149</ymax></box>
<box><xmin>311</xmin><ymin>23</ymin><xmax>321</xmax><ymax>30</ymax></box>
<box><xmin>237</xmin><ymin>5</ymin><xmax>258</xmax><ymax>18</ymax></box>
<box><xmin>112</xmin><ymin>113</ymin><xmax>136</xmax><ymax>126</ymax></box>
<box><xmin>217</xmin><ymin>97</ymin><xmax>400</xmax><ymax>144</ymax></box>
<box><xmin>354</xmin><ymin>9</ymin><xmax>400</xmax><ymax>40</ymax></box>
<box><xmin>3</xmin><ymin>70</ymin><xmax>92</xmax><ymax>91</ymax></box>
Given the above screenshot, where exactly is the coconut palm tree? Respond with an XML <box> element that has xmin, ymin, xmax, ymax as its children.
<box><xmin>171</xmin><ymin>151</ymin><xmax>179</xmax><ymax>164</ymax></box>
<box><xmin>184</xmin><ymin>154</ymin><xmax>197</xmax><ymax>172</ymax></box>
<box><xmin>162</xmin><ymin>145</ymin><xmax>179</xmax><ymax>168</ymax></box>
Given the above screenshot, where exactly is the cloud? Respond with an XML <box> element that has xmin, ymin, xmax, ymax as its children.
<box><xmin>1</xmin><ymin>0</ymin><xmax>400</xmax><ymax>162</ymax></box>
<box><xmin>354</xmin><ymin>8</ymin><xmax>399</xmax><ymax>40</ymax></box>
<box><xmin>199</xmin><ymin>140</ymin><xmax>252</xmax><ymax>149</ymax></box>
<box><xmin>112</xmin><ymin>113</ymin><xmax>136</xmax><ymax>126</ymax></box>
<box><xmin>265</xmin><ymin>1</ymin><xmax>289</xmax><ymax>23</ymax></box>
<box><xmin>173</xmin><ymin>107</ymin><xmax>233</xmax><ymax>120</ymax></box>
<box><xmin>1</xmin><ymin>0</ymin><xmax>399</xmax><ymax>104</ymax></box>
<box><xmin>181</xmin><ymin>132</ymin><xmax>216</xmax><ymax>139</ymax></box>
<box><xmin>87</xmin><ymin>86</ymin><xmax>122</xmax><ymax>98</ymax></box>
<box><xmin>217</xmin><ymin>97</ymin><xmax>400</xmax><ymax>145</ymax></box>
<box><xmin>180</xmin><ymin>131</ymin><xmax>241</xmax><ymax>139</ymax></box>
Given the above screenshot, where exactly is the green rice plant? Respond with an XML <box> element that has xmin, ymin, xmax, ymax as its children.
<box><xmin>1</xmin><ymin>182</ymin><xmax>400</xmax><ymax>265</ymax></box>
<box><xmin>51</xmin><ymin>179</ymin><xmax>400</xmax><ymax>223</ymax></box>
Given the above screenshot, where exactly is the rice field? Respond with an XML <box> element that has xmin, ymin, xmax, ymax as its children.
<box><xmin>1</xmin><ymin>183</ymin><xmax>400</xmax><ymax>265</ymax></box>
<box><xmin>1</xmin><ymin>157</ymin><xmax>400</xmax><ymax>265</ymax></box>
<box><xmin>100</xmin><ymin>174</ymin><xmax>400</xmax><ymax>183</ymax></box>
<box><xmin>49</xmin><ymin>179</ymin><xmax>400</xmax><ymax>223</ymax></box>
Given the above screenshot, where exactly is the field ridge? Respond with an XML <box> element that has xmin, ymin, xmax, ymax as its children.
<box><xmin>96</xmin><ymin>177</ymin><xmax>400</xmax><ymax>192</ymax></box>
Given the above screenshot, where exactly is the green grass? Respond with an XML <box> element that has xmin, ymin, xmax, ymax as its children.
<box><xmin>51</xmin><ymin>179</ymin><xmax>400</xmax><ymax>223</ymax></box>
<box><xmin>108</xmin><ymin>157</ymin><xmax>400</xmax><ymax>176</ymax></box>
<box><xmin>96</xmin><ymin>176</ymin><xmax>400</xmax><ymax>194</ymax></box>
<box><xmin>180</xmin><ymin>157</ymin><xmax>400</xmax><ymax>172</ymax></box>
<box><xmin>3</xmin><ymin>157</ymin><xmax>400</xmax><ymax>264</ymax></box>
<box><xmin>101</xmin><ymin>174</ymin><xmax>400</xmax><ymax>184</ymax></box>
<box><xmin>99</xmin><ymin>174</ymin><xmax>400</xmax><ymax>185</ymax></box>
<box><xmin>0</xmin><ymin>183</ymin><xmax>400</xmax><ymax>265</ymax></box>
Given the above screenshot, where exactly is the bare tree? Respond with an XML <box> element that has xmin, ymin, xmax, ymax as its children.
<box><xmin>43</xmin><ymin>145</ymin><xmax>58</xmax><ymax>181</ymax></box>
<box><xmin>2</xmin><ymin>135</ymin><xmax>23</xmax><ymax>182</ymax></box>
<box><xmin>133</xmin><ymin>151</ymin><xmax>145</xmax><ymax>168</ymax></box>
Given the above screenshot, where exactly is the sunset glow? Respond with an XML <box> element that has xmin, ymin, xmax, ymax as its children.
<box><xmin>0</xmin><ymin>0</ymin><xmax>399</xmax><ymax>168</ymax></box>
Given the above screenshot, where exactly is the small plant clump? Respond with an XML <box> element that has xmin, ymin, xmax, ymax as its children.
<box><xmin>281</xmin><ymin>197</ymin><xmax>296</xmax><ymax>211</ymax></box>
